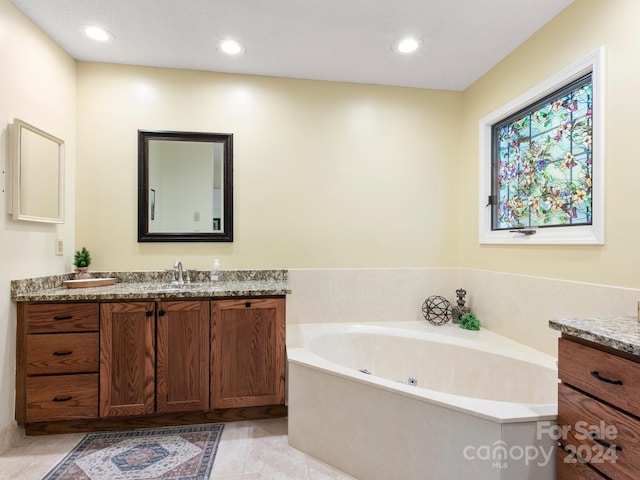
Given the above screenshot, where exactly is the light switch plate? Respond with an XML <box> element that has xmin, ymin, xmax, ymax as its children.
<box><xmin>55</xmin><ymin>237</ymin><xmax>64</xmax><ymax>256</ymax></box>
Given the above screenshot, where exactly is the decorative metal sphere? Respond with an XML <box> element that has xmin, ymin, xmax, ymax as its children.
<box><xmin>422</xmin><ymin>295</ymin><xmax>452</xmax><ymax>326</ymax></box>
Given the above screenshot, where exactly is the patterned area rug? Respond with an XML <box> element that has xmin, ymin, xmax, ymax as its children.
<box><xmin>42</xmin><ymin>423</ymin><xmax>224</xmax><ymax>480</ymax></box>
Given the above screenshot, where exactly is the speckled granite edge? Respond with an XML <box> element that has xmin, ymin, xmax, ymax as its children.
<box><xmin>549</xmin><ymin>316</ymin><xmax>640</xmax><ymax>356</ymax></box>
<box><xmin>11</xmin><ymin>273</ymin><xmax>74</xmax><ymax>296</ymax></box>
<box><xmin>11</xmin><ymin>269</ymin><xmax>289</xmax><ymax>301</ymax></box>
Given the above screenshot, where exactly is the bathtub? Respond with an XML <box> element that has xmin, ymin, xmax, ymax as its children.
<box><xmin>287</xmin><ymin>321</ymin><xmax>558</xmax><ymax>480</ymax></box>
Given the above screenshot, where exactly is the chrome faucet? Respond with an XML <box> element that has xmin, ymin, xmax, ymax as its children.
<box><xmin>173</xmin><ymin>260</ymin><xmax>184</xmax><ymax>285</ymax></box>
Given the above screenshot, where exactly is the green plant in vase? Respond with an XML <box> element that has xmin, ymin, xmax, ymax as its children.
<box><xmin>73</xmin><ymin>247</ymin><xmax>92</xmax><ymax>279</ymax></box>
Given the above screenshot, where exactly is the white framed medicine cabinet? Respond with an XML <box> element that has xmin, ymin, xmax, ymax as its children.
<box><xmin>8</xmin><ymin>118</ymin><xmax>64</xmax><ymax>223</ymax></box>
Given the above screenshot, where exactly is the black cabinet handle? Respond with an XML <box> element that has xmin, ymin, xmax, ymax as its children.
<box><xmin>52</xmin><ymin>396</ymin><xmax>72</xmax><ymax>402</ymax></box>
<box><xmin>245</xmin><ymin>302</ymin><xmax>251</xmax><ymax>308</ymax></box>
<box><xmin>146</xmin><ymin>311</ymin><xmax>153</xmax><ymax>317</ymax></box>
<box><xmin>590</xmin><ymin>371</ymin><xmax>623</xmax><ymax>385</ymax></box>
<box><xmin>53</xmin><ymin>351</ymin><xmax>72</xmax><ymax>356</ymax></box>
<box><xmin>589</xmin><ymin>431</ymin><xmax>622</xmax><ymax>451</ymax></box>
<box><xmin>158</xmin><ymin>311</ymin><xmax>165</xmax><ymax>316</ymax></box>
<box><xmin>53</xmin><ymin>315</ymin><xmax>72</xmax><ymax>321</ymax></box>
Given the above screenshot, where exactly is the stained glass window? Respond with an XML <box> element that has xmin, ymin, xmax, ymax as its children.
<box><xmin>491</xmin><ymin>74</ymin><xmax>593</xmax><ymax>230</ymax></box>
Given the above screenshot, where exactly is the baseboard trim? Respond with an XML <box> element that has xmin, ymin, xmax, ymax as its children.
<box><xmin>22</xmin><ymin>404</ymin><xmax>287</xmax><ymax>436</ymax></box>
<box><xmin>0</xmin><ymin>421</ymin><xmax>23</xmax><ymax>453</ymax></box>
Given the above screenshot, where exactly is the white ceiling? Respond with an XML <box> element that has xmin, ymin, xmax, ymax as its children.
<box><xmin>11</xmin><ymin>0</ymin><xmax>574</xmax><ymax>91</ymax></box>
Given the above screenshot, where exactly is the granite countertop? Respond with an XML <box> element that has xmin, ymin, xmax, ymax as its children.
<box><xmin>549</xmin><ymin>316</ymin><xmax>640</xmax><ymax>356</ymax></box>
<box><xmin>11</xmin><ymin>269</ymin><xmax>291</xmax><ymax>302</ymax></box>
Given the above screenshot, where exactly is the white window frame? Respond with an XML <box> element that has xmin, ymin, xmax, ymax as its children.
<box><xmin>478</xmin><ymin>48</ymin><xmax>604</xmax><ymax>245</ymax></box>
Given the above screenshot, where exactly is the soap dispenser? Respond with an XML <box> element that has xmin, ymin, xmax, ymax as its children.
<box><xmin>210</xmin><ymin>259</ymin><xmax>222</xmax><ymax>281</ymax></box>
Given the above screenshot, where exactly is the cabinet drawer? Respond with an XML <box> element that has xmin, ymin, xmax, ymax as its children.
<box><xmin>26</xmin><ymin>303</ymin><xmax>99</xmax><ymax>333</ymax></box>
<box><xmin>557</xmin><ymin>446</ymin><xmax>608</xmax><ymax>479</ymax></box>
<box><xmin>27</xmin><ymin>333</ymin><xmax>98</xmax><ymax>375</ymax></box>
<box><xmin>559</xmin><ymin>338</ymin><xmax>640</xmax><ymax>416</ymax></box>
<box><xmin>26</xmin><ymin>374</ymin><xmax>98</xmax><ymax>422</ymax></box>
<box><xmin>558</xmin><ymin>383</ymin><xmax>640</xmax><ymax>480</ymax></box>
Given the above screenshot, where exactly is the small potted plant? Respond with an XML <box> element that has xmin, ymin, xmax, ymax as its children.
<box><xmin>459</xmin><ymin>312</ymin><xmax>480</xmax><ymax>331</ymax></box>
<box><xmin>73</xmin><ymin>247</ymin><xmax>92</xmax><ymax>279</ymax></box>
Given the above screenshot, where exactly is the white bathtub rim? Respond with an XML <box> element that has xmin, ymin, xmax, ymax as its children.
<box><xmin>287</xmin><ymin>321</ymin><xmax>558</xmax><ymax>424</ymax></box>
<box><xmin>290</xmin><ymin>321</ymin><xmax>558</xmax><ymax>368</ymax></box>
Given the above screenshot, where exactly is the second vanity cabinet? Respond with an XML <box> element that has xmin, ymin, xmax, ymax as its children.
<box><xmin>17</xmin><ymin>295</ymin><xmax>286</xmax><ymax>432</ymax></box>
<box><xmin>557</xmin><ymin>336</ymin><xmax>640</xmax><ymax>480</ymax></box>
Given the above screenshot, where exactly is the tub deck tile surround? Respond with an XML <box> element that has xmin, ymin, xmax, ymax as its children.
<box><xmin>549</xmin><ymin>316</ymin><xmax>640</xmax><ymax>355</ymax></box>
<box><xmin>11</xmin><ymin>270</ymin><xmax>290</xmax><ymax>302</ymax></box>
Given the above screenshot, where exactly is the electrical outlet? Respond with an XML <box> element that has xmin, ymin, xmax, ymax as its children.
<box><xmin>55</xmin><ymin>237</ymin><xmax>64</xmax><ymax>256</ymax></box>
<box><xmin>193</xmin><ymin>211</ymin><xmax>200</xmax><ymax>221</ymax></box>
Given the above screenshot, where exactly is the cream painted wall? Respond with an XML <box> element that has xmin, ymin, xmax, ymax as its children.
<box><xmin>0</xmin><ymin>1</ymin><xmax>76</xmax><ymax>431</ymax></box>
<box><xmin>76</xmin><ymin>63</ymin><xmax>462</xmax><ymax>270</ymax></box>
<box><xmin>460</xmin><ymin>0</ymin><xmax>640</xmax><ymax>288</ymax></box>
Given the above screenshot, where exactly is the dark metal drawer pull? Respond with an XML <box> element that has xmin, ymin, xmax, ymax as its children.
<box><xmin>590</xmin><ymin>371</ymin><xmax>623</xmax><ymax>385</ymax></box>
<box><xmin>52</xmin><ymin>396</ymin><xmax>72</xmax><ymax>402</ymax></box>
<box><xmin>245</xmin><ymin>302</ymin><xmax>251</xmax><ymax>308</ymax></box>
<box><xmin>52</xmin><ymin>351</ymin><xmax>72</xmax><ymax>356</ymax></box>
<box><xmin>53</xmin><ymin>315</ymin><xmax>73</xmax><ymax>321</ymax></box>
<box><xmin>589</xmin><ymin>431</ymin><xmax>622</xmax><ymax>451</ymax></box>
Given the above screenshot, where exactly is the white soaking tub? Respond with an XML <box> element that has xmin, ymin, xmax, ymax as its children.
<box><xmin>287</xmin><ymin>321</ymin><xmax>558</xmax><ymax>480</ymax></box>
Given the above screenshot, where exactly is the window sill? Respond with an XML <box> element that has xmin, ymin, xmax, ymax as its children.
<box><xmin>479</xmin><ymin>224</ymin><xmax>604</xmax><ymax>245</ymax></box>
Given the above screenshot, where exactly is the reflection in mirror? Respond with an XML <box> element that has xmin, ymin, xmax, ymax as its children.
<box><xmin>138</xmin><ymin>130</ymin><xmax>233</xmax><ymax>242</ymax></box>
<box><xmin>10</xmin><ymin>119</ymin><xmax>65</xmax><ymax>223</ymax></box>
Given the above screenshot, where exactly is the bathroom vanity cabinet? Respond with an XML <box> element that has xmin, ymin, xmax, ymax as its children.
<box><xmin>556</xmin><ymin>335</ymin><xmax>640</xmax><ymax>480</ymax></box>
<box><xmin>15</xmin><ymin>293</ymin><xmax>286</xmax><ymax>434</ymax></box>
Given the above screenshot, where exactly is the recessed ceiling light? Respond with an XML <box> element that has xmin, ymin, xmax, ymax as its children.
<box><xmin>218</xmin><ymin>39</ymin><xmax>245</xmax><ymax>55</ymax></box>
<box><xmin>80</xmin><ymin>25</ymin><xmax>114</xmax><ymax>43</ymax></box>
<box><xmin>393</xmin><ymin>36</ymin><xmax>422</xmax><ymax>54</ymax></box>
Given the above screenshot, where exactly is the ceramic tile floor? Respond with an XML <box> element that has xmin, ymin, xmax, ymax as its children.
<box><xmin>0</xmin><ymin>418</ymin><xmax>358</xmax><ymax>480</ymax></box>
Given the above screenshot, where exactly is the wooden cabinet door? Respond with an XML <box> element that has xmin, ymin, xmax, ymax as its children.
<box><xmin>156</xmin><ymin>300</ymin><xmax>210</xmax><ymax>413</ymax></box>
<box><xmin>100</xmin><ymin>302</ymin><xmax>155</xmax><ymax>417</ymax></box>
<box><xmin>211</xmin><ymin>298</ymin><xmax>285</xmax><ymax>408</ymax></box>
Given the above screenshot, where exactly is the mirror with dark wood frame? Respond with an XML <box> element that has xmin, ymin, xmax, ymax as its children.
<box><xmin>138</xmin><ymin>130</ymin><xmax>233</xmax><ymax>242</ymax></box>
